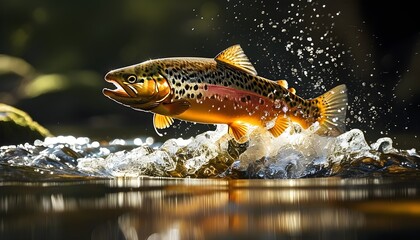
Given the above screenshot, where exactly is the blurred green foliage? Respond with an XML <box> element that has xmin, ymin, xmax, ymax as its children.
<box><xmin>0</xmin><ymin>0</ymin><xmax>220</xmax><ymax>73</ymax></box>
<box><xmin>0</xmin><ymin>0</ymin><xmax>223</xmax><ymax>139</ymax></box>
<box><xmin>0</xmin><ymin>103</ymin><xmax>51</xmax><ymax>145</ymax></box>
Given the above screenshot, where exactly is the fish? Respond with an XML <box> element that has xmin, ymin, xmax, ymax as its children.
<box><xmin>103</xmin><ymin>44</ymin><xmax>348</xmax><ymax>143</ymax></box>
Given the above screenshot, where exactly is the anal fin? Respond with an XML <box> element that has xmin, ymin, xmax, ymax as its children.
<box><xmin>228</xmin><ymin>121</ymin><xmax>249</xmax><ymax>143</ymax></box>
<box><xmin>268</xmin><ymin>115</ymin><xmax>289</xmax><ymax>137</ymax></box>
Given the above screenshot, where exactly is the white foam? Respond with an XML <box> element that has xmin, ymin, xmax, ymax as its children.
<box><xmin>76</xmin><ymin>123</ymin><xmax>407</xmax><ymax>178</ymax></box>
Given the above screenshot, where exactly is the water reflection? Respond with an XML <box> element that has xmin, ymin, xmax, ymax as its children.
<box><xmin>1</xmin><ymin>177</ymin><xmax>420</xmax><ymax>239</ymax></box>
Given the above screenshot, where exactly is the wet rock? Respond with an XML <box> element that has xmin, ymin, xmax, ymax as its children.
<box><xmin>0</xmin><ymin>103</ymin><xmax>52</xmax><ymax>145</ymax></box>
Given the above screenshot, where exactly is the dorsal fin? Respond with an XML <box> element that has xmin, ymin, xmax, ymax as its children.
<box><xmin>214</xmin><ymin>45</ymin><xmax>257</xmax><ymax>76</ymax></box>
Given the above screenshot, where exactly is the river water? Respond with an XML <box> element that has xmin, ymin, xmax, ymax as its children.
<box><xmin>1</xmin><ymin>125</ymin><xmax>420</xmax><ymax>239</ymax></box>
<box><xmin>1</xmin><ymin>177</ymin><xmax>420</xmax><ymax>240</ymax></box>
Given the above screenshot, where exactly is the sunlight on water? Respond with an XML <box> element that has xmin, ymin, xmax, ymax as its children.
<box><xmin>1</xmin><ymin>1</ymin><xmax>418</xmax><ymax>181</ymax></box>
<box><xmin>2</xmin><ymin>177</ymin><xmax>420</xmax><ymax>239</ymax></box>
<box><xmin>0</xmin><ymin>124</ymin><xmax>418</xmax><ymax>180</ymax></box>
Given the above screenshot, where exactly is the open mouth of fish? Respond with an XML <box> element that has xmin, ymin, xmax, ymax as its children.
<box><xmin>103</xmin><ymin>76</ymin><xmax>136</xmax><ymax>97</ymax></box>
<box><xmin>103</xmin><ymin>77</ymin><xmax>152</xmax><ymax>105</ymax></box>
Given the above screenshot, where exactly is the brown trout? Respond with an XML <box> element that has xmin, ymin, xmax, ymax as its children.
<box><xmin>103</xmin><ymin>45</ymin><xmax>347</xmax><ymax>142</ymax></box>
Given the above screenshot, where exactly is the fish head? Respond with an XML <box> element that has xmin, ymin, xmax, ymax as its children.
<box><xmin>103</xmin><ymin>60</ymin><xmax>171</xmax><ymax>110</ymax></box>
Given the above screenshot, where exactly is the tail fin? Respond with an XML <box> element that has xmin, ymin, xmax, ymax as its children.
<box><xmin>314</xmin><ymin>84</ymin><xmax>348</xmax><ymax>136</ymax></box>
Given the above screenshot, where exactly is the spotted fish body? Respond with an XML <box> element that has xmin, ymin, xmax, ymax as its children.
<box><xmin>103</xmin><ymin>45</ymin><xmax>348</xmax><ymax>142</ymax></box>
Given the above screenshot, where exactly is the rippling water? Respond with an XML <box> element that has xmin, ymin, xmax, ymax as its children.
<box><xmin>0</xmin><ymin>124</ymin><xmax>419</xmax><ymax>180</ymax></box>
<box><xmin>1</xmin><ymin>119</ymin><xmax>419</xmax><ymax>240</ymax></box>
<box><xmin>1</xmin><ymin>177</ymin><xmax>420</xmax><ymax>240</ymax></box>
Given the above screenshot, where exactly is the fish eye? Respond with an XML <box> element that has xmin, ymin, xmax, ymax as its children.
<box><xmin>127</xmin><ymin>75</ymin><xmax>137</xmax><ymax>83</ymax></box>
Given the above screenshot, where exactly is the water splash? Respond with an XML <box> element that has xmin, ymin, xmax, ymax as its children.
<box><xmin>1</xmin><ymin>125</ymin><xmax>418</xmax><ymax>180</ymax></box>
<box><xmin>196</xmin><ymin>0</ymin><xmax>410</xmax><ymax>140</ymax></box>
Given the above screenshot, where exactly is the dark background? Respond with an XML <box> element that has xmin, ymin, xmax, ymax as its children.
<box><xmin>1</xmin><ymin>0</ymin><xmax>419</xmax><ymax>148</ymax></box>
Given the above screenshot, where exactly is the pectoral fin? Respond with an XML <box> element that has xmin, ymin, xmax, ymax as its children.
<box><xmin>153</xmin><ymin>114</ymin><xmax>175</xmax><ymax>137</ymax></box>
<box><xmin>268</xmin><ymin>115</ymin><xmax>289</xmax><ymax>137</ymax></box>
<box><xmin>228</xmin><ymin>121</ymin><xmax>249</xmax><ymax>143</ymax></box>
<box><xmin>153</xmin><ymin>114</ymin><xmax>174</xmax><ymax>129</ymax></box>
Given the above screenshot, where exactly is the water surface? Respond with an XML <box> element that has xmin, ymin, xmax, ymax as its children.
<box><xmin>1</xmin><ymin>176</ymin><xmax>420</xmax><ymax>240</ymax></box>
<box><xmin>1</xmin><ymin>126</ymin><xmax>419</xmax><ymax>239</ymax></box>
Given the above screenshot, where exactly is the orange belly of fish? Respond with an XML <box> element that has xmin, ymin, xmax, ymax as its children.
<box><xmin>176</xmin><ymin>94</ymin><xmax>279</xmax><ymax>128</ymax></box>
